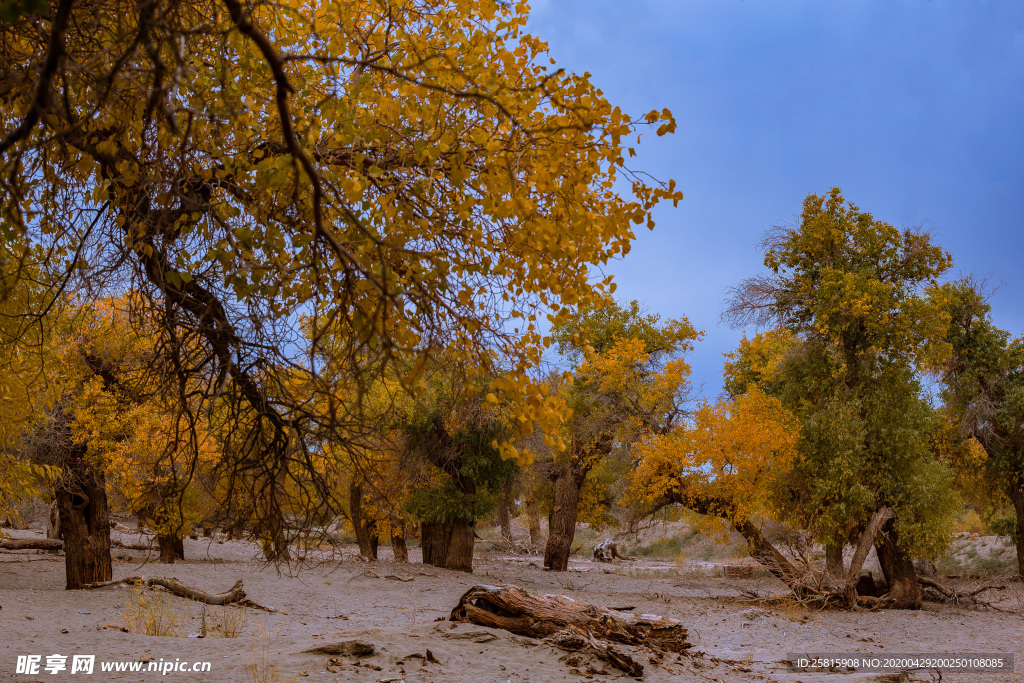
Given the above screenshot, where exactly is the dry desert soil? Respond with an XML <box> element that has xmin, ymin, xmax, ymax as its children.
<box><xmin>2</xmin><ymin>528</ymin><xmax>1022</xmax><ymax>683</ymax></box>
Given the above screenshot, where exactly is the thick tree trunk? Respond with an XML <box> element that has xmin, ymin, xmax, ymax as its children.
<box><xmin>496</xmin><ymin>481</ymin><xmax>513</xmax><ymax>541</ymax></box>
<box><xmin>876</xmin><ymin>519</ymin><xmax>922</xmax><ymax>609</ymax></box>
<box><xmin>391</xmin><ymin>525</ymin><xmax>408</xmax><ymax>563</ymax></box>
<box><xmin>349</xmin><ymin>481</ymin><xmax>378</xmax><ymax>561</ymax></box>
<box><xmin>825</xmin><ymin>540</ymin><xmax>845</xmax><ymax>579</ymax></box>
<box><xmin>56</xmin><ymin>453</ymin><xmax>112</xmax><ymax>590</ymax></box>
<box><xmin>157</xmin><ymin>535</ymin><xmax>185</xmax><ymax>564</ymax></box>
<box><xmin>1012</xmin><ymin>488</ymin><xmax>1024</xmax><ymax>579</ymax></box>
<box><xmin>421</xmin><ymin>520</ymin><xmax>474</xmax><ymax>572</ymax></box>
<box><xmin>497</xmin><ymin>504</ymin><xmax>510</xmax><ymax>541</ymax></box>
<box><xmin>544</xmin><ymin>465</ymin><xmax>585</xmax><ymax>571</ymax></box>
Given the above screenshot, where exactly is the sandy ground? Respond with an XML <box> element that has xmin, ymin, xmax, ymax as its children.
<box><xmin>2</xmin><ymin>529</ymin><xmax>1022</xmax><ymax>683</ymax></box>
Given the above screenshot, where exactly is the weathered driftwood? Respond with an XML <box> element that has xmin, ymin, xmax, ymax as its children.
<box><xmin>593</xmin><ymin>539</ymin><xmax>636</xmax><ymax>562</ymax></box>
<box><xmin>81</xmin><ymin>576</ymin><xmax>274</xmax><ymax>611</ymax></box>
<box><xmin>450</xmin><ymin>584</ymin><xmax>691</xmax><ymax>654</ymax></box>
<box><xmin>919</xmin><ymin>577</ymin><xmax>1008</xmax><ymax>610</ymax></box>
<box><xmin>546</xmin><ymin>627</ymin><xmax>644</xmax><ymax>677</ymax></box>
<box><xmin>1</xmin><ymin>538</ymin><xmax>65</xmax><ymax>551</ymax></box>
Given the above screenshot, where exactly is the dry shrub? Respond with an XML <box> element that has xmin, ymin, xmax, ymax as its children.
<box><xmin>121</xmin><ymin>587</ymin><xmax>182</xmax><ymax>636</ymax></box>
<box><xmin>246</xmin><ymin>624</ymin><xmax>297</xmax><ymax>683</ymax></box>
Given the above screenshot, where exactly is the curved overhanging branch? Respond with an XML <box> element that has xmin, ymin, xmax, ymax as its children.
<box><xmin>0</xmin><ymin>0</ymin><xmax>75</xmax><ymax>157</ymax></box>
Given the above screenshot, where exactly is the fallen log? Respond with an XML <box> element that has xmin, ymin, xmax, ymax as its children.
<box><xmin>450</xmin><ymin>584</ymin><xmax>691</xmax><ymax>654</ymax></box>
<box><xmin>0</xmin><ymin>538</ymin><xmax>64</xmax><ymax>551</ymax></box>
<box><xmin>81</xmin><ymin>576</ymin><xmax>275</xmax><ymax>611</ymax></box>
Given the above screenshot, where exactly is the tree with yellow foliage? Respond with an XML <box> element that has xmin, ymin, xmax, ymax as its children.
<box><xmin>627</xmin><ymin>388</ymin><xmax>803</xmax><ymax>588</ymax></box>
<box><xmin>543</xmin><ymin>300</ymin><xmax>699</xmax><ymax>570</ymax></box>
<box><xmin>724</xmin><ymin>188</ymin><xmax>960</xmax><ymax>608</ymax></box>
<box><xmin>1</xmin><ymin>0</ymin><xmax>682</xmax><ymax>546</ymax></box>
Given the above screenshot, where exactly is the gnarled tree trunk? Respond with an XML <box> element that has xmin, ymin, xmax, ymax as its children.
<box><xmin>544</xmin><ymin>464</ymin><xmax>586</xmax><ymax>571</ymax></box>
<box><xmin>876</xmin><ymin>518</ymin><xmax>922</xmax><ymax>609</ymax></box>
<box><xmin>56</xmin><ymin>450</ymin><xmax>112</xmax><ymax>590</ymax></box>
<box><xmin>421</xmin><ymin>520</ymin><xmax>474</xmax><ymax>572</ymax></box>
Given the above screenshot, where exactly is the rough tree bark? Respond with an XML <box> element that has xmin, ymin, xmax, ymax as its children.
<box><xmin>543</xmin><ymin>464</ymin><xmax>586</xmax><ymax>571</ymax></box>
<box><xmin>157</xmin><ymin>535</ymin><xmax>185</xmax><ymax>564</ymax></box>
<box><xmin>56</xmin><ymin>449</ymin><xmax>112</xmax><ymax>590</ymax></box>
<box><xmin>421</xmin><ymin>520</ymin><xmax>474</xmax><ymax>572</ymax></box>
<box><xmin>349</xmin><ymin>481</ymin><xmax>379</xmax><ymax>561</ymax></box>
<box><xmin>1011</xmin><ymin>488</ymin><xmax>1024</xmax><ymax>579</ymax></box>
<box><xmin>391</xmin><ymin>523</ymin><xmax>408</xmax><ymax>563</ymax></box>
<box><xmin>825</xmin><ymin>540</ymin><xmax>844</xmax><ymax>579</ymax></box>
<box><xmin>876</xmin><ymin>518</ymin><xmax>922</xmax><ymax>609</ymax></box>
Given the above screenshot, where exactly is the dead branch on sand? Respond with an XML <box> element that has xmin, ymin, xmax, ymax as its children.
<box><xmin>919</xmin><ymin>577</ymin><xmax>1010</xmax><ymax>611</ymax></box>
<box><xmin>81</xmin><ymin>576</ymin><xmax>275</xmax><ymax>611</ymax></box>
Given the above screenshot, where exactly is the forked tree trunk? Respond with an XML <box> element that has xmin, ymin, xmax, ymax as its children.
<box><xmin>876</xmin><ymin>519</ymin><xmax>922</xmax><ymax>609</ymax></box>
<box><xmin>421</xmin><ymin>520</ymin><xmax>474</xmax><ymax>572</ymax></box>
<box><xmin>841</xmin><ymin>506</ymin><xmax>893</xmax><ymax>607</ymax></box>
<box><xmin>544</xmin><ymin>465</ymin><xmax>586</xmax><ymax>571</ymax></box>
<box><xmin>56</xmin><ymin>452</ymin><xmax>112</xmax><ymax>590</ymax></box>
<box><xmin>157</xmin><ymin>535</ymin><xmax>185</xmax><ymax>564</ymax></box>
<box><xmin>1011</xmin><ymin>488</ymin><xmax>1024</xmax><ymax>579</ymax></box>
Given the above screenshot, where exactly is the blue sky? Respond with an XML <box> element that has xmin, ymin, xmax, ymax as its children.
<box><xmin>528</xmin><ymin>0</ymin><xmax>1024</xmax><ymax>396</ymax></box>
